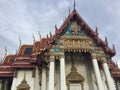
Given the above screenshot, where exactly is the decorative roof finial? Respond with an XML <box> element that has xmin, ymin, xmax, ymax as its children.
<box><xmin>95</xmin><ymin>27</ymin><xmax>99</xmax><ymax>36</ymax></box>
<box><xmin>74</xmin><ymin>0</ymin><xmax>76</xmax><ymax>10</ymax></box>
<box><xmin>33</xmin><ymin>33</ymin><xmax>35</xmax><ymax>43</ymax></box>
<box><xmin>5</xmin><ymin>46</ymin><xmax>7</xmax><ymax>56</ymax></box>
<box><xmin>47</xmin><ymin>34</ymin><xmax>49</xmax><ymax>39</ymax></box>
<box><xmin>55</xmin><ymin>25</ymin><xmax>58</xmax><ymax>30</ymax></box>
<box><xmin>105</xmin><ymin>36</ymin><xmax>108</xmax><ymax>46</ymax></box>
<box><xmin>68</xmin><ymin>6</ymin><xmax>70</xmax><ymax>15</ymax></box>
<box><xmin>49</xmin><ymin>31</ymin><xmax>52</xmax><ymax>38</ymax></box>
<box><xmin>112</xmin><ymin>44</ymin><xmax>116</xmax><ymax>53</ymax></box>
<box><xmin>38</xmin><ymin>31</ymin><xmax>41</xmax><ymax>40</ymax></box>
<box><xmin>55</xmin><ymin>25</ymin><xmax>58</xmax><ymax>35</ymax></box>
<box><xmin>19</xmin><ymin>37</ymin><xmax>22</xmax><ymax>46</ymax></box>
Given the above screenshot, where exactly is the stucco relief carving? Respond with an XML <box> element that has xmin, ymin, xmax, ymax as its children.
<box><xmin>17</xmin><ymin>73</ymin><xmax>30</xmax><ymax>90</ymax></box>
<box><xmin>71</xmin><ymin>21</ymin><xmax>81</xmax><ymax>36</ymax></box>
<box><xmin>66</xmin><ymin>57</ymin><xmax>84</xmax><ymax>90</ymax></box>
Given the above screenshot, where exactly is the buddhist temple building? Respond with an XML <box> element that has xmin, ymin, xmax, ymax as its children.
<box><xmin>0</xmin><ymin>5</ymin><xmax>120</xmax><ymax>90</ymax></box>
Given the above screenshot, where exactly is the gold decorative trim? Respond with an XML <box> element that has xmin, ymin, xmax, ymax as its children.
<box><xmin>17</xmin><ymin>72</ymin><xmax>30</xmax><ymax>90</ymax></box>
<box><xmin>66</xmin><ymin>59</ymin><xmax>84</xmax><ymax>90</ymax></box>
<box><xmin>101</xmin><ymin>57</ymin><xmax>108</xmax><ymax>64</ymax></box>
<box><xmin>66</xmin><ymin>65</ymin><xmax>84</xmax><ymax>83</ymax></box>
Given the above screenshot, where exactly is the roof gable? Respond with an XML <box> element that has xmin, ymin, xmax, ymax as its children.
<box><xmin>43</xmin><ymin>9</ymin><xmax>115</xmax><ymax>57</ymax></box>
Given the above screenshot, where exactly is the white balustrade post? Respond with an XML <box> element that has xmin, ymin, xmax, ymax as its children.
<box><xmin>41</xmin><ymin>64</ymin><xmax>46</xmax><ymax>90</ymax></box>
<box><xmin>102</xmin><ymin>58</ymin><xmax>115</xmax><ymax>90</ymax></box>
<box><xmin>48</xmin><ymin>56</ymin><xmax>55</xmax><ymax>90</ymax></box>
<box><xmin>91</xmin><ymin>54</ymin><xmax>104</xmax><ymax>90</ymax></box>
<box><xmin>60</xmin><ymin>57</ymin><xmax>66</xmax><ymax>90</ymax></box>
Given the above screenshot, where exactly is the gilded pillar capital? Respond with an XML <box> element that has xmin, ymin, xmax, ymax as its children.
<box><xmin>59</xmin><ymin>54</ymin><xmax>64</xmax><ymax>59</ymax></box>
<box><xmin>101</xmin><ymin>57</ymin><xmax>108</xmax><ymax>64</ymax></box>
<box><xmin>49</xmin><ymin>56</ymin><xmax>55</xmax><ymax>62</ymax></box>
<box><xmin>91</xmin><ymin>53</ymin><xmax>97</xmax><ymax>59</ymax></box>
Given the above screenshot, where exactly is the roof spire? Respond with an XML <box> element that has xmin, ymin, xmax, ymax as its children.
<box><xmin>68</xmin><ymin>6</ymin><xmax>70</xmax><ymax>15</ymax></box>
<box><xmin>5</xmin><ymin>46</ymin><xmax>7</xmax><ymax>56</ymax></box>
<box><xmin>33</xmin><ymin>33</ymin><xmax>35</xmax><ymax>43</ymax></box>
<box><xmin>105</xmin><ymin>36</ymin><xmax>108</xmax><ymax>46</ymax></box>
<box><xmin>38</xmin><ymin>31</ymin><xmax>41</xmax><ymax>40</ymax></box>
<box><xmin>112</xmin><ymin>44</ymin><xmax>116</xmax><ymax>53</ymax></box>
<box><xmin>95</xmin><ymin>27</ymin><xmax>99</xmax><ymax>36</ymax></box>
<box><xmin>74</xmin><ymin>0</ymin><xmax>76</xmax><ymax>10</ymax></box>
<box><xmin>49</xmin><ymin>31</ymin><xmax>52</xmax><ymax>38</ymax></box>
<box><xmin>19</xmin><ymin>37</ymin><xmax>22</xmax><ymax>46</ymax></box>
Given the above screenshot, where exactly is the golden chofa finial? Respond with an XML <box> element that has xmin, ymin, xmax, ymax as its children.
<box><xmin>33</xmin><ymin>33</ymin><xmax>35</xmax><ymax>43</ymax></box>
<box><xmin>49</xmin><ymin>31</ymin><xmax>52</xmax><ymax>38</ymax></box>
<box><xmin>19</xmin><ymin>37</ymin><xmax>22</xmax><ymax>46</ymax></box>
<box><xmin>95</xmin><ymin>27</ymin><xmax>99</xmax><ymax>36</ymax></box>
<box><xmin>74</xmin><ymin>0</ymin><xmax>76</xmax><ymax>10</ymax></box>
<box><xmin>105</xmin><ymin>36</ymin><xmax>108</xmax><ymax>46</ymax></box>
<box><xmin>112</xmin><ymin>44</ymin><xmax>116</xmax><ymax>53</ymax></box>
<box><xmin>5</xmin><ymin>46</ymin><xmax>7</xmax><ymax>56</ymax></box>
<box><xmin>38</xmin><ymin>31</ymin><xmax>41</xmax><ymax>40</ymax></box>
<box><xmin>68</xmin><ymin>6</ymin><xmax>70</xmax><ymax>15</ymax></box>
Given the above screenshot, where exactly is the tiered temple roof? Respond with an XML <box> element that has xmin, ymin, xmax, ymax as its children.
<box><xmin>0</xmin><ymin>9</ymin><xmax>120</xmax><ymax>78</ymax></box>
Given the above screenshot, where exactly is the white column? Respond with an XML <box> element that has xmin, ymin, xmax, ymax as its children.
<box><xmin>60</xmin><ymin>57</ymin><xmax>66</xmax><ymax>90</ymax></box>
<box><xmin>102</xmin><ymin>59</ymin><xmax>115</xmax><ymax>90</ymax></box>
<box><xmin>34</xmin><ymin>68</ymin><xmax>41</xmax><ymax>90</ymax></box>
<box><xmin>48</xmin><ymin>56</ymin><xmax>55</xmax><ymax>90</ymax></box>
<box><xmin>92</xmin><ymin>54</ymin><xmax>104</xmax><ymax>90</ymax></box>
<box><xmin>41</xmin><ymin>65</ymin><xmax>46</xmax><ymax>90</ymax></box>
<box><xmin>11</xmin><ymin>78</ymin><xmax>17</xmax><ymax>90</ymax></box>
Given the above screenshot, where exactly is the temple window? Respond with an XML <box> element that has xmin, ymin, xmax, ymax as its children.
<box><xmin>24</xmin><ymin>48</ymin><xmax>32</xmax><ymax>54</ymax></box>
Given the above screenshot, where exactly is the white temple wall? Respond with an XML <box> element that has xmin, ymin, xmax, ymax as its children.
<box><xmin>100</xmin><ymin>68</ymin><xmax>108</xmax><ymax>90</ymax></box>
<box><xmin>11</xmin><ymin>69</ymin><xmax>36</xmax><ymax>90</ymax></box>
<box><xmin>65</xmin><ymin>53</ymin><xmax>98</xmax><ymax>90</ymax></box>
<box><xmin>46</xmin><ymin>68</ymin><xmax>49</xmax><ymax>90</ymax></box>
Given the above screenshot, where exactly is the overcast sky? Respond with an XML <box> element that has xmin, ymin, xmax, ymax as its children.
<box><xmin>0</xmin><ymin>0</ymin><xmax>120</xmax><ymax>64</ymax></box>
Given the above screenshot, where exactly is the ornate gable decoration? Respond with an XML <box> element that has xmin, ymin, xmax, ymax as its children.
<box><xmin>46</xmin><ymin>9</ymin><xmax>115</xmax><ymax>58</ymax></box>
<box><xmin>17</xmin><ymin>73</ymin><xmax>30</xmax><ymax>90</ymax></box>
<box><xmin>66</xmin><ymin>62</ymin><xmax>84</xmax><ymax>83</ymax></box>
<box><xmin>71</xmin><ymin>21</ymin><xmax>80</xmax><ymax>36</ymax></box>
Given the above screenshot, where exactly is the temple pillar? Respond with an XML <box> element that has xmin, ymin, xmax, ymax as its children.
<box><xmin>102</xmin><ymin>58</ymin><xmax>115</xmax><ymax>90</ymax></box>
<box><xmin>41</xmin><ymin>64</ymin><xmax>46</xmax><ymax>90</ymax></box>
<box><xmin>48</xmin><ymin>56</ymin><xmax>55</xmax><ymax>90</ymax></box>
<box><xmin>60</xmin><ymin>56</ymin><xmax>66</xmax><ymax>90</ymax></box>
<box><xmin>91</xmin><ymin>54</ymin><xmax>104</xmax><ymax>90</ymax></box>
